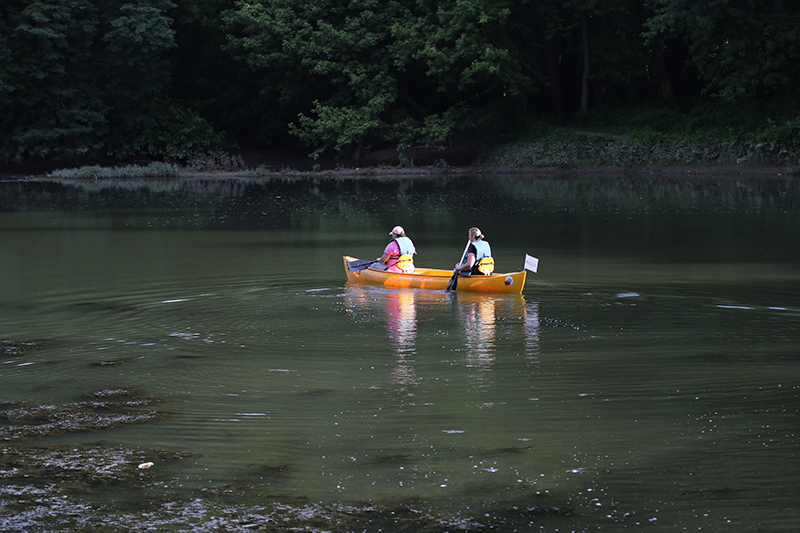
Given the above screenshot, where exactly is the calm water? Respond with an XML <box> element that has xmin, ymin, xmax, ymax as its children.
<box><xmin>1</xmin><ymin>174</ymin><xmax>799</xmax><ymax>531</ymax></box>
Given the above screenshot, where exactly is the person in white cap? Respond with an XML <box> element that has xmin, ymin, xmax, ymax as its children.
<box><xmin>376</xmin><ymin>225</ymin><xmax>416</xmax><ymax>273</ymax></box>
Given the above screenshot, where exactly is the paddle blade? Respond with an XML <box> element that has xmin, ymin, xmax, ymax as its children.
<box><xmin>445</xmin><ymin>270</ymin><xmax>458</xmax><ymax>291</ymax></box>
<box><xmin>524</xmin><ymin>254</ymin><xmax>539</xmax><ymax>273</ymax></box>
<box><xmin>347</xmin><ymin>259</ymin><xmax>377</xmax><ymax>273</ymax></box>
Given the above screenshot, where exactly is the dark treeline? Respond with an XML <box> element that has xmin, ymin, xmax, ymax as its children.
<box><xmin>2</xmin><ymin>0</ymin><xmax>799</xmax><ymax>166</ymax></box>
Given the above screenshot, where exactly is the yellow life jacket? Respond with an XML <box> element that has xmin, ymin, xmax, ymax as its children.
<box><xmin>476</xmin><ymin>256</ymin><xmax>494</xmax><ymax>275</ymax></box>
<box><xmin>396</xmin><ymin>254</ymin><xmax>415</xmax><ymax>273</ymax></box>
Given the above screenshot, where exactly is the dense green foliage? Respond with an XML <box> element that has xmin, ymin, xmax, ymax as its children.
<box><xmin>1</xmin><ymin>0</ymin><xmax>799</xmax><ymax>165</ymax></box>
<box><xmin>0</xmin><ymin>0</ymin><xmax>221</xmax><ymax>162</ymax></box>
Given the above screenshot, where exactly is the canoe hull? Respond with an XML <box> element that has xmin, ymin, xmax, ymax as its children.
<box><xmin>343</xmin><ymin>256</ymin><xmax>526</xmax><ymax>294</ymax></box>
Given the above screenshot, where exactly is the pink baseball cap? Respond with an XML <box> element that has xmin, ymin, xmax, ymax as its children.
<box><xmin>389</xmin><ymin>225</ymin><xmax>405</xmax><ymax>236</ymax></box>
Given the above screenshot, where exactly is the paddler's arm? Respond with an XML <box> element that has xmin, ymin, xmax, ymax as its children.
<box><xmin>455</xmin><ymin>252</ymin><xmax>476</xmax><ymax>271</ymax></box>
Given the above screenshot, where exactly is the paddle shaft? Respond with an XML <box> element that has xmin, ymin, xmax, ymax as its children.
<box><xmin>456</xmin><ymin>240</ymin><xmax>471</xmax><ymax>269</ymax></box>
<box><xmin>446</xmin><ymin>240</ymin><xmax>471</xmax><ymax>291</ymax></box>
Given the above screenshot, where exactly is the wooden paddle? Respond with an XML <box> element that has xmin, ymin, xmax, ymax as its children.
<box><xmin>445</xmin><ymin>241</ymin><xmax>471</xmax><ymax>292</ymax></box>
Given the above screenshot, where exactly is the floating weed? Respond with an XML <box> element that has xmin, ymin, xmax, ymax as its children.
<box><xmin>0</xmin><ymin>460</ymin><xmax>586</xmax><ymax>532</ymax></box>
<box><xmin>0</xmin><ymin>389</ymin><xmax>166</xmax><ymax>441</ymax></box>
<box><xmin>0</xmin><ymin>443</ymin><xmax>190</xmax><ymax>487</ymax></box>
<box><xmin>509</xmin><ymin>504</ymin><xmax>574</xmax><ymax>517</ymax></box>
<box><xmin>0</xmin><ymin>339</ymin><xmax>59</xmax><ymax>357</ymax></box>
<box><xmin>92</xmin><ymin>358</ymin><xmax>134</xmax><ymax>367</ymax></box>
<box><xmin>85</xmin><ymin>387</ymin><xmax>155</xmax><ymax>402</ymax></box>
<box><xmin>0</xmin><ymin>492</ymin><xmax>488</xmax><ymax>532</ymax></box>
<box><xmin>0</xmin><ymin>444</ymin><xmax>193</xmax><ymax>532</ymax></box>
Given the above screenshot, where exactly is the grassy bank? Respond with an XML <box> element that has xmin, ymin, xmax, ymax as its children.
<box><xmin>479</xmin><ymin>105</ymin><xmax>800</xmax><ymax>172</ymax></box>
<box><xmin>479</xmin><ymin>131</ymin><xmax>800</xmax><ymax>170</ymax></box>
<box><xmin>46</xmin><ymin>162</ymin><xmax>182</xmax><ymax>179</ymax></box>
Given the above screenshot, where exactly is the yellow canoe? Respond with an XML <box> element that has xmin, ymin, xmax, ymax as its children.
<box><xmin>343</xmin><ymin>256</ymin><xmax>527</xmax><ymax>294</ymax></box>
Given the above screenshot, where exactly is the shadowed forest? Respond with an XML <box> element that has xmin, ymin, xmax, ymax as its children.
<box><xmin>2</xmin><ymin>0</ymin><xmax>799</xmax><ymax>169</ymax></box>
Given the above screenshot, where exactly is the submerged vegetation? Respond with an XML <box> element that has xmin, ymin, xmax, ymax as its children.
<box><xmin>0</xmin><ymin>388</ymin><xmax>164</xmax><ymax>441</ymax></box>
<box><xmin>0</xmin><ymin>335</ymin><xmax>489</xmax><ymax>531</ymax></box>
<box><xmin>0</xmin><ymin>340</ymin><xmax>60</xmax><ymax>357</ymax></box>
<box><xmin>0</xmin><ymin>392</ymin><xmax>504</xmax><ymax>532</ymax></box>
<box><xmin>0</xmin><ymin>487</ymin><xmax>490</xmax><ymax>532</ymax></box>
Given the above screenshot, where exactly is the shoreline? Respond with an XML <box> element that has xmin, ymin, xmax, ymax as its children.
<box><xmin>178</xmin><ymin>163</ymin><xmax>795</xmax><ymax>181</ymax></box>
<box><xmin>1</xmin><ymin>162</ymin><xmax>795</xmax><ymax>182</ymax></box>
<box><xmin>2</xmin><ymin>143</ymin><xmax>796</xmax><ymax>181</ymax></box>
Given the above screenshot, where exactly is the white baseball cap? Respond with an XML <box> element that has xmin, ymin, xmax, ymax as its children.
<box><xmin>389</xmin><ymin>225</ymin><xmax>405</xmax><ymax>236</ymax></box>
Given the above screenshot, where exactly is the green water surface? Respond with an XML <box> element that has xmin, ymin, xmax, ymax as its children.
<box><xmin>1</xmin><ymin>174</ymin><xmax>798</xmax><ymax>531</ymax></box>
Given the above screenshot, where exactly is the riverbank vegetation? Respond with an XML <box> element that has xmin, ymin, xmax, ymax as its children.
<box><xmin>2</xmin><ymin>1</ymin><xmax>799</xmax><ymax>171</ymax></box>
<box><xmin>480</xmin><ymin>104</ymin><xmax>800</xmax><ymax>169</ymax></box>
<box><xmin>46</xmin><ymin>162</ymin><xmax>183</xmax><ymax>179</ymax></box>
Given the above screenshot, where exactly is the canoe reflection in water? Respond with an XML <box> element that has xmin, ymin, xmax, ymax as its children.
<box><xmin>343</xmin><ymin>285</ymin><xmax>541</xmax><ymax>397</ymax></box>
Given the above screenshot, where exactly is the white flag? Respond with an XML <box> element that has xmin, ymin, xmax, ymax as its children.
<box><xmin>524</xmin><ymin>254</ymin><xmax>539</xmax><ymax>273</ymax></box>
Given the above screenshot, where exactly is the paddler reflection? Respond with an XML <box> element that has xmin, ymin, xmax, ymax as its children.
<box><xmin>456</xmin><ymin>293</ymin><xmax>499</xmax><ymax>391</ymax></box>
<box><xmin>342</xmin><ymin>285</ymin><xmax>423</xmax><ymax>392</ymax></box>
<box><xmin>453</xmin><ymin>293</ymin><xmax>539</xmax><ymax>395</ymax></box>
<box><xmin>343</xmin><ymin>285</ymin><xmax>540</xmax><ymax>397</ymax></box>
<box><xmin>384</xmin><ymin>290</ymin><xmax>418</xmax><ymax>390</ymax></box>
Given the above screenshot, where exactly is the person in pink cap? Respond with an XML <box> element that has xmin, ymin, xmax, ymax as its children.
<box><xmin>376</xmin><ymin>226</ymin><xmax>416</xmax><ymax>273</ymax></box>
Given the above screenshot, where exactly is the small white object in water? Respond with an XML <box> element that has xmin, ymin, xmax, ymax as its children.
<box><xmin>138</xmin><ymin>462</ymin><xmax>155</xmax><ymax>469</ymax></box>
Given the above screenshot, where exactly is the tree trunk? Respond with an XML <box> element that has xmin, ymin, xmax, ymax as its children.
<box><xmin>540</xmin><ymin>16</ymin><xmax>566</xmax><ymax>124</ymax></box>
<box><xmin>579</xmin><ymin>10</ymin><xmax>590</xmax><ymax>116</ymax></box>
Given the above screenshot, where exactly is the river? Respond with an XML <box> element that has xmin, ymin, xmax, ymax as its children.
<box><xmin>1</xmin><ymin>173</ymin><xmax>798</xmax><ymax>531</ymax></box>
